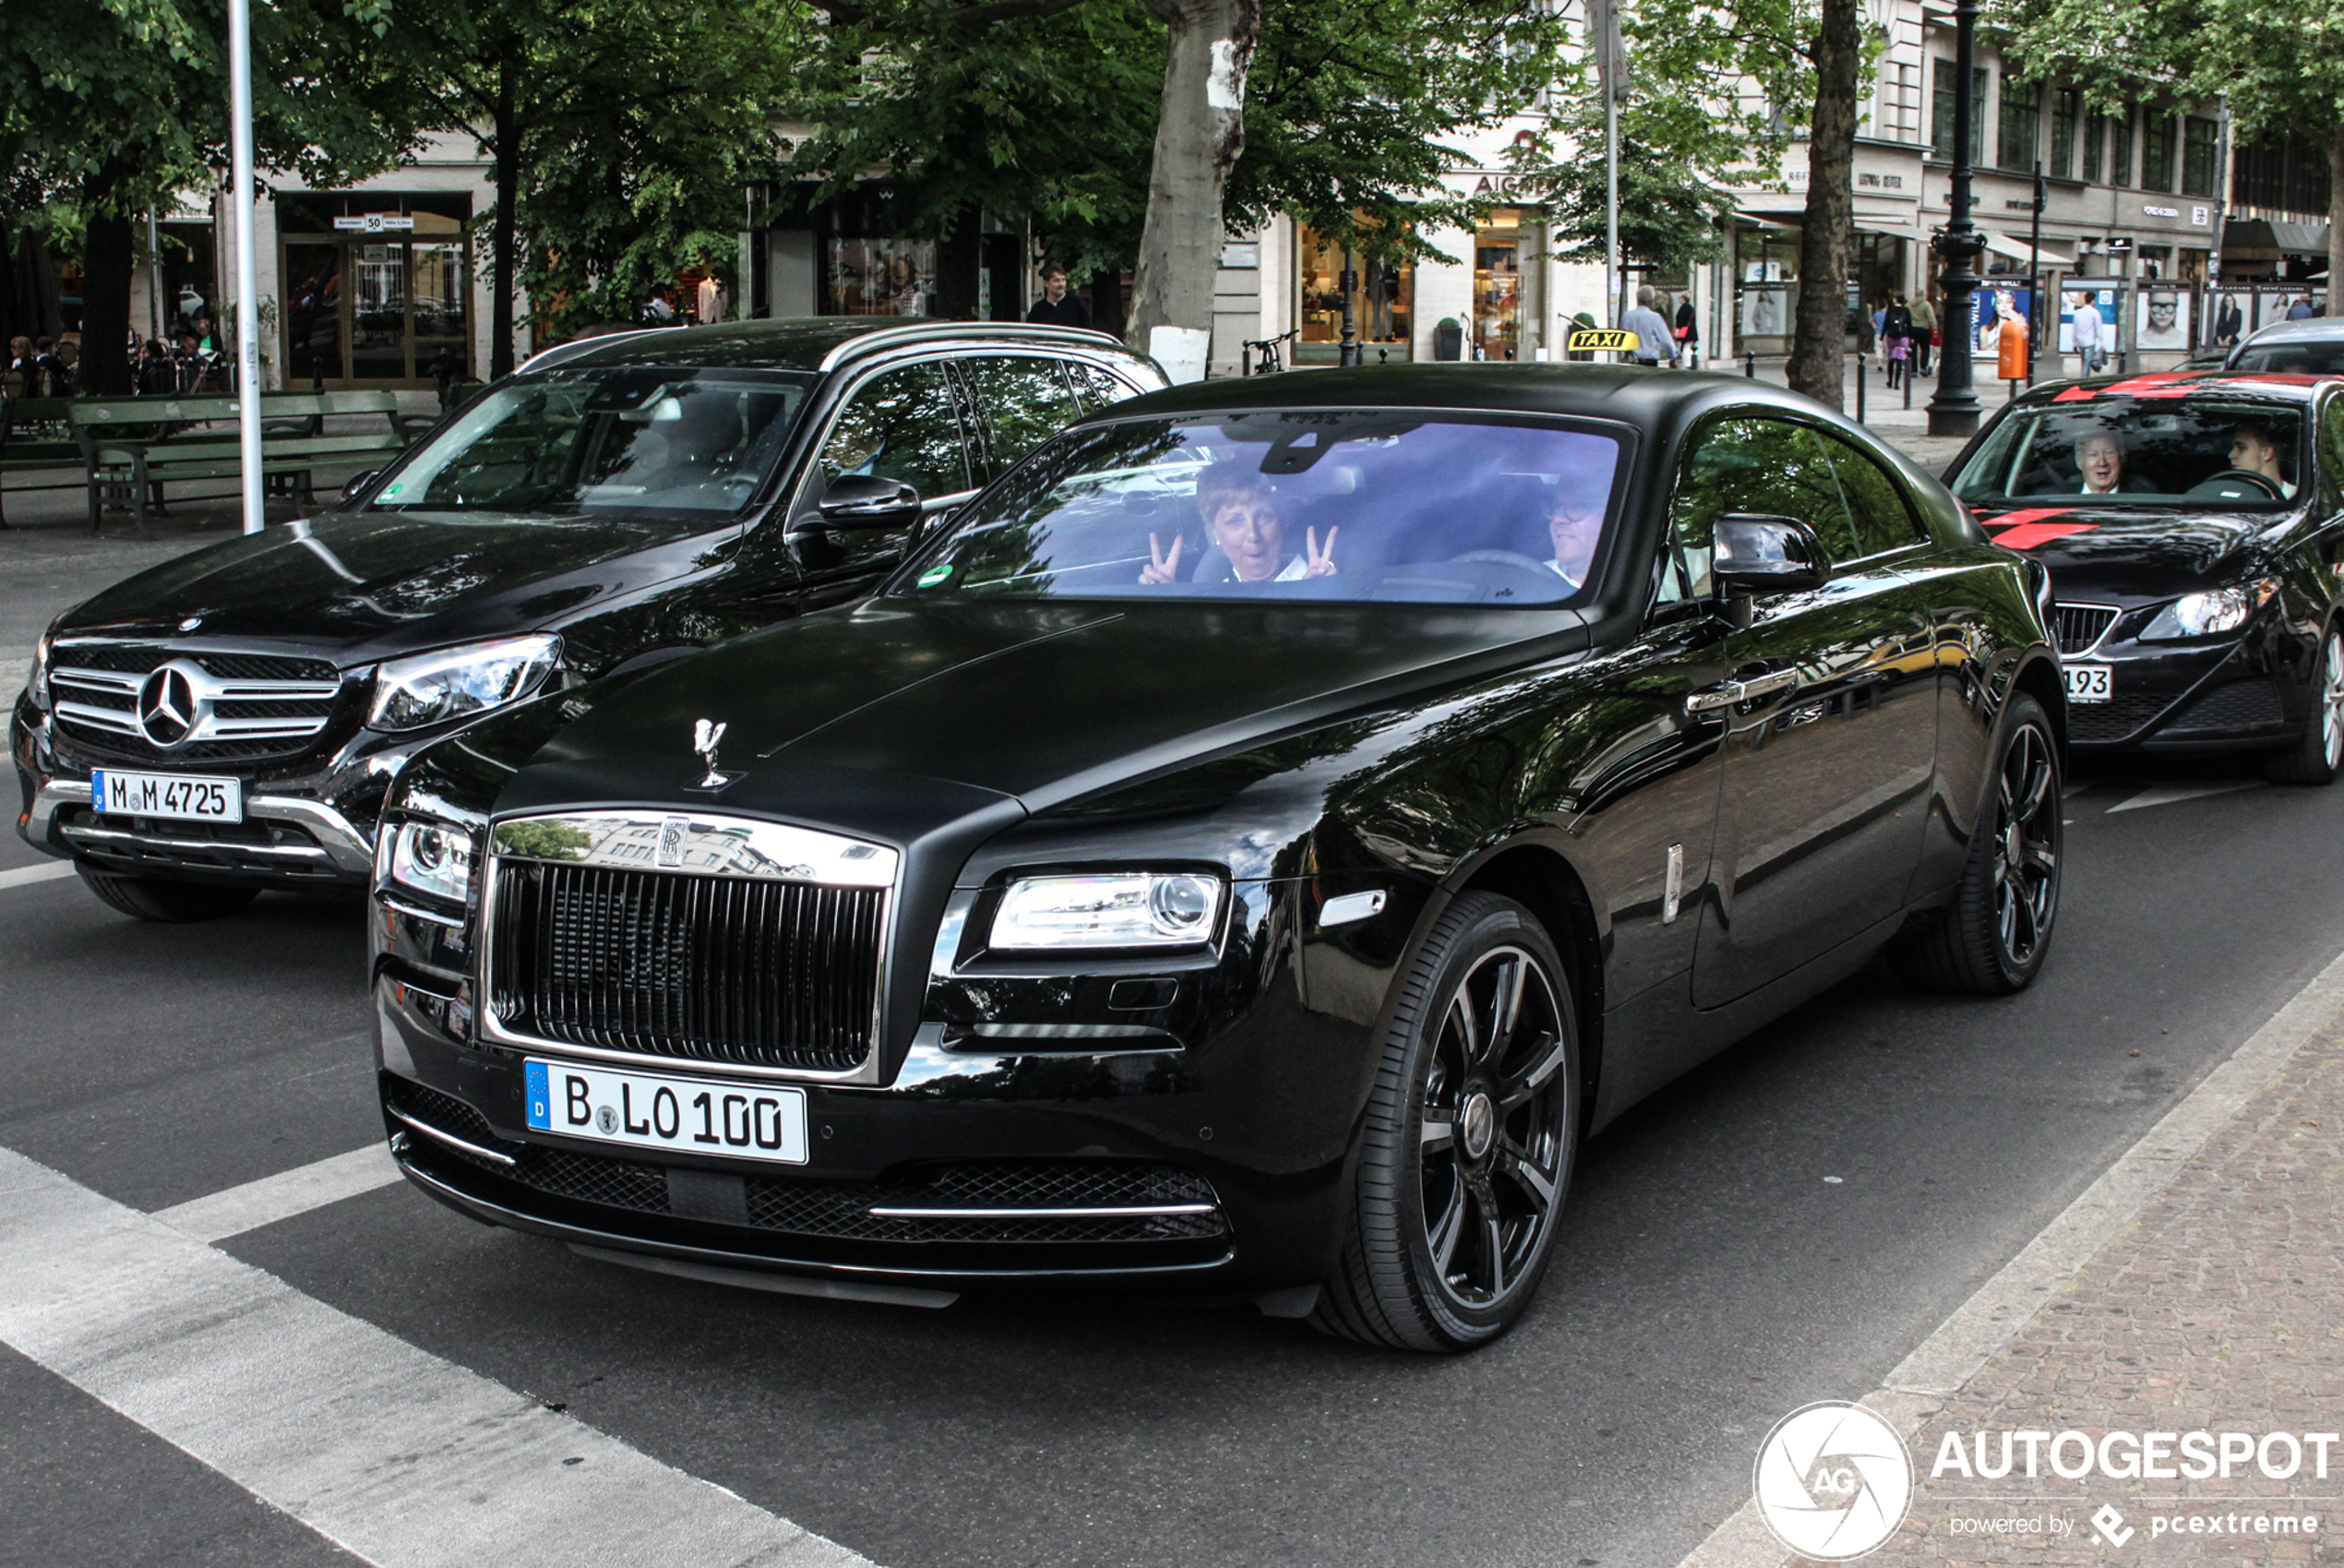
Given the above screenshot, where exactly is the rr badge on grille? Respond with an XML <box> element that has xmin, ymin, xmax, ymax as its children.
<box><xmin>686</xmin><ymin>718</ymin><xmax>744</xmax><ymax>792</ymax></box>
<box><xmin>656</xmin><ymin>815</ymin><xmax>688</xmax><ymax>868</ymax></box>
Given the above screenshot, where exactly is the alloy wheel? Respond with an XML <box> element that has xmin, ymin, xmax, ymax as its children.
<box><xmin>1417</xmin><ymin>945</ymin><xmax>1570</xmax><ymax>1311</ymax></box>
<box><xmin>1991</xmin><ymin>722</ymin><xmax>2060</xmax><ymax>967</ymax></box>
<box><xmin>2319</xmin><ymin>633</ymin><xmax>2344</xmax><ymax>771</ymax></box>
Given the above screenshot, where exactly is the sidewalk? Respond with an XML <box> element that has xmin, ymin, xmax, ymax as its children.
<box><xmin>1685</xmin><ymin>958</ymin><xmax>2344</xmax><ymax>1566</ymax></box>
<box><xmin>1717</xmin><ymin>353</ymin><xmax>2024</xmax><ymax>475</ymax></box>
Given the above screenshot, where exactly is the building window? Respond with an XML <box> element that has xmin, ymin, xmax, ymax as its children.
<box><xmin>824</xmin><ymin>237</ymin><xmax>936</xmax><ymax>317</ymax></box>
<box><xmin>1931</xmin><ymin>61</ymin><xmax>1986</xmax><ymax>162</ymax></box>
<box><xmin>1472</xmin><ymin>209</ymin><xmax>1524</xmax><ymax>361</ymax></box>
<box><xmin>2083</xmin><ymin>114</ymin><xmax>2103</xmax><ymax>183</ymax></box>
<box><xmin>2142</xmin><ymin>114</ymin><xmax>2176</xmax><ymax>191</ymax></box>
<box><xmin>1296</xmin><ymin>226</ymin><xmax>1411</xmax><ymax>359</ymax></box>
<box><xmin>1998</xmin><ymin>79</ymin><xmax>2041</xmax><ymax>173</ymax></box>
<box><xmin>2138</xmin><ymin>243</ymin><xmax>2171</xmax><ymax>280</ymax></box>
<box><xmin>2113</xmin><ymin>109</ymin><xmax>2135</xmax><ymax>187</ymax></box>
<box><xmin>2183</xmin><ymin>115</ymin><xmax>2219</xmax><ymax>197</ymax></box>
<box><xmin>2051</xmin><ymin>90</ymin><xmax>2080</xmax><ymax>179</ymax></box>
<box><xmin>2232</xmin><ymin>137</ymin><xmax>2333</xmax><ymax>214</ymax></box>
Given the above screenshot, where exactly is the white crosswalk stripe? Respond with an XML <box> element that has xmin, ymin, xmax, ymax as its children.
<box><xmin>0</xmin><ymin>861</ymin><xmax>78</xmax><ymax>892</ymax></box>
<box><xmin>2106</xmin><ymin>781</ymin><xmax>2264</xmax><ymax>814</ymax></box>
<box><xmin>0</xmin><ymin>1145</ymin><xmax>875</xmax><ymax>1568</ymax></box>
<box><xmin>150</xmin><ymin>1143</ymin><xmax>405</xmax><ymax>1243</ymax></box>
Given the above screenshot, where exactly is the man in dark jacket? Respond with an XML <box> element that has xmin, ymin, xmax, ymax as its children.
<box><xmin>1026</xmin><ymin>264</ymin><xmax>1093</xmax><ymax>329</ymax></box>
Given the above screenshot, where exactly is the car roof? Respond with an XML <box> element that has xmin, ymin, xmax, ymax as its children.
<box><xmin>523</xmin><ymin>317</ymin><xmax>1140</xmax><ymax>376</ymax></box>
<box><xmin>2234</xmin><ymin>316</ymin><xmax>2344</xmax><ymax>349</ymax></box>
<box><xmin>2007</xmin><ymin>367</ymin><xmax>2332</xmax><ymax>407</ymax></box>
<box><xmin>1087</xmin><ymin>363</ymin><xmax>1836</xmax><ymax>429</ymax></box>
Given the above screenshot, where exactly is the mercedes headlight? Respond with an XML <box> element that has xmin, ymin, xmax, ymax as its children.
<box><xmin>989</xmin><ymin>873</ymin><xmax>1223</xmax><ymax>950</ymax></box>
<box><xmin>386</xmin><ymin>820</ymin><xmax>476</xmax><ymax>904</ymax></box>
<box><xmin>2141</xmin><ymin>580</ymin><xmax>2279</xmax><ymax>640</ymax></box>
<box><xmin>368</xmin><ymin>634</ymin><xmax>559</xmax><ymax>731</ymax></box>
<box><xmin>25</xmin><ymin>620</ymin><xmax>56</xmax><ymax>711</ymax></box>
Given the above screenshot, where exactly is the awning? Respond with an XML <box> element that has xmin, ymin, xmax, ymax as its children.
<box><xmin>1981</xmin><ymin>231</ymin><xmax>2075</xmax><ymax>268</ymax></box>
<box><xmin>1734</xmin><ymin>210</ymin><xmax>1801</xmax><ymax>232</ymax></box>
<box><xmin>2225</xmin><ymin>218</ymin><xmax>2331</xmax><ymax>255</ymax></box>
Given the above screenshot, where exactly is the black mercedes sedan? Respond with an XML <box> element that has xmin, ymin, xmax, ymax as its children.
<box><xmin>370</xmin><ymin>365</ymin><xmax>2063</xmax><ymax>1351</ymax></box>
<box><xmin>11</xmin><ymin>319</ymin><xmax>1162</xmax><ymax>920</ymax></box>
<box><xmin>1945</xmin><ymin>370</ymin><xmax>2344</xmax><ymax>779</ymax></box>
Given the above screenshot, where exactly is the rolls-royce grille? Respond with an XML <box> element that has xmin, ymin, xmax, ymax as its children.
<box><xmin>2050</xmin><ymin>604</ymin><xmax>2120</xmax><ymax>655</ymax></box>
<box><xmin>490</xmin><ymin>863</ymin><xmax>885</xmax><ymax>1071</ymax></box>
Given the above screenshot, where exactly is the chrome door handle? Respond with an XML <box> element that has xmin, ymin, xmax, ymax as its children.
<box><xmin>1685</xmin><ymin>669</ymin><xmax>1799</xmax><ymax>713</ymax></box>
<box><xmin>1739</xmin><ymin>669</ymin><xmax>1798</xmax><ymax>700</ymax></box>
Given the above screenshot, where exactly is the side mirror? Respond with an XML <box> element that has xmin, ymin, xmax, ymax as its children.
<box><xmin>1714</xmin><ymin>513</ymin><xmax>1830</xmax><ymax>595</ymax></box>
<box><xmin>341</xmin><ymin>470</ymin><xmax>380</xmax><ymax>504</ymax></box>
<box><xmin>816</xmin><ymin>474</ymin><xmax>923</xmax><ymax>531</ymax></box>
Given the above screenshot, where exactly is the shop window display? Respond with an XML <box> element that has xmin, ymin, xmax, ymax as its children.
<box><xmin>826</xmin><ymin>238</ymin><xmax>936</xmax><ymax>317</ymax></box>
<box><xmin>1297</xmin><ymin>227</ymin><xmax>1411</xmax><ymax>360</ymax></box>
<box><xmin>1474</xmin><ymin>209</ymin><xmax>1524</xmax><ymax>360</ymax></box>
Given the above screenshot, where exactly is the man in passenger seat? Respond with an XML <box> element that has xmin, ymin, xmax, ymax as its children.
<box><xmin>1140</xmin><ymin>462</ymin><xmax>1338</xmax><ymax>584</ymax></box>
<box><xmin>1545</xmin><ymin>486</ymin><xmax>1606</xmax><ymax>589</ymax></box>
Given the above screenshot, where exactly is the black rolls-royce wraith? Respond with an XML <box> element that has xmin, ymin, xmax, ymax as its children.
<box><xmin>371</xmin><ymin>365</ymin><xmax>2064</xmax><ymax>1351</ymax></box>
<box><xmin>1945</xmin><ymin>369</ymin><xmax>2344</xmax><ymax>778</ymax></box>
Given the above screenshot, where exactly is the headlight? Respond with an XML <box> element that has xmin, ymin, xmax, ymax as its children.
<box><xmin>387</xmin><ymin>820</ymin><xmax>476</xmax><ymax>904</ymax></box>
<box><xmin>25</xmin><ymin>622</ymin><xmax>55</xmax><ymax>710</ymax></box>
<box><xmin>2141</xmin><ymin>580</ymin><xmax>2279</xmax><ymax>640</ymax></box>
<box><xmin>368</xmin><ymin>634</ymin><xmax>559</xmax><ymax>731</ymax></box>
<box><xmin>989</xmin><ymin>872</ymin><xmax>1222</xmax><ymax>950</ymax></box>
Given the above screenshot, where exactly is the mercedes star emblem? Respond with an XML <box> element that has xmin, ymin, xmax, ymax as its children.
<box><xmin>136</xmin><ymin>661</ymin><xmax>207</xmax><ymax>748</ymax></box>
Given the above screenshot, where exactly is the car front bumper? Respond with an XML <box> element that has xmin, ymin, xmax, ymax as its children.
<box><xmin>372</xmin><ymin>965</ymin><xmax>1362</xmax><ymax>1301</ymax></box>
<box><xmin>2065</xmin><ymin>627</ymin><xmax>2307</xmax><ymax>754</ymax></box>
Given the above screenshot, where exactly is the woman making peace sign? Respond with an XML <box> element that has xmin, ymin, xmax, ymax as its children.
<box><xmin>1139</xmin><ymin>463</ymin><xmax>1339</xmax><ymax>585</ymax></box>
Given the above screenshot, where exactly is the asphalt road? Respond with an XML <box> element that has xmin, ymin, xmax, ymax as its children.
<box><xmin>6</xmin><ymin>691</ymin><xmax>2341</xmax><ymax>1567</ymax></box>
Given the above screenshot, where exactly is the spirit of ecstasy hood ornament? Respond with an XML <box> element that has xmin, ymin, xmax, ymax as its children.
<box><xmin>686</xmin><ymin>718</ymin><xmax>743</xmax><ymax>792</ymax></box>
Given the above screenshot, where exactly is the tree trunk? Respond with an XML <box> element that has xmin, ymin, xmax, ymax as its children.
<box><xmin>490</xmin><ymin>54</ymin><xmax>520</xmax><ymax>378</ymax></box>
<box><xmin>79</xmin><ymin>167</ymin><xmax>138</xmax><ymax>398</ymax></box>
<box><xmin>2328</xmin><ymin>126</ymin><xmax>2344</xmax><ymax>317</ymax></box>
<box><xmin>1125</xmin><ymin>0</ymin><xmax>1259</xmax><ymax>376</ymax></box>
<box><xmin>1788</xmin><ymin>0</ymin><xmax>1861</xmax><ymax>409</ymax></box>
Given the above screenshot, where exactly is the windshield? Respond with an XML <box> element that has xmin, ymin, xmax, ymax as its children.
<box><xmin>2230</xmin><ymin>339</ymin><xmax>2344</xmax><ymax>375</ymax></box>
<box><xmin>370</xmin><ymin>367</ymin><xmax>816</xmax><ymax>516</ymax></box>
<box><xmin>896</xmin><ymin>412</ymin><xmax>1625</xmax><ymax>605</ymax></box>
<box><xmin>1949</xmin><ymin>397</ymin><xmax>2305</xmax><ymax>509</ymax></box>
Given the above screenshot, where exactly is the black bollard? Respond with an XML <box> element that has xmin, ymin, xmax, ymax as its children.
<box><xmin>1856</xmin><ymin>356</ymin><xmax>1867</xmax><ymax>423</ymax></box>
<box><xmin>1745</xmin><ymin>350</ymin><xmax>1757</xmax><ymax>378</ymax></box>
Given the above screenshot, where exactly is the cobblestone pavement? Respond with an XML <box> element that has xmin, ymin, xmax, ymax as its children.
<box><xmin>1872</xmin><ymin>1018</ymin><xmax>2344</xmax><ymax>1564</ymax></box>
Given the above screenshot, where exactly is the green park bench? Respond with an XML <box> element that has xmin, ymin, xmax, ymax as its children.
<box><xmin>70</xmin><ymin>390</ymin><xmax>424</xmax><ymax>533</ymax></box>
<box><xmin>0</xmin><ymin>396</ymin><xmax>81</xmax><ymax>528</ymax></box>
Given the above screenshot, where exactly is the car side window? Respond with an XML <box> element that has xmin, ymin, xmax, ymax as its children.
<box><xmin>962</xmin><ymin>355</ymin><xmax>1081</xmax><ymax>474</ymax></box>
<box><xmin>1814</xmin><ymin>427</ymin><xmax>1929</xmax><ymax>557</ymax></box>
<box><xmin>1663</xmin><ymin>416</ymin><xmax>1858</xmax><ymax>599</ymax></box>
<box><xmin>1066</xmin><ymin>361</ymin><xmax>1142</xmax><ymax>413</ymax></box>
<box><xmin>2322</xmin><ymin>397</ymin><xmax>2344</xmax><ymax>511</ymax></box>
<box><xmin>815</xmin><ymin>364</ymin><xmax>970</xmax><ymax>499</ymax></box>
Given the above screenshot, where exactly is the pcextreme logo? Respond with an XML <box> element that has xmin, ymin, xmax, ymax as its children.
<box><xmin>1752</xmin><ymin>1401</ymin><xmax>1915</xmax><ymax>1561</ymax></box>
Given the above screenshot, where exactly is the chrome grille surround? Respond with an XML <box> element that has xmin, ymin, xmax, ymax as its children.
<box><xmin>478</xmin><ymin>810</ymin><xmax>901</xmax><ymax>1084</ymax></box>
<box><xmin>49</xmin><ymin>640</ymin><xmax>343</xmax><ymax>760</ymax></box>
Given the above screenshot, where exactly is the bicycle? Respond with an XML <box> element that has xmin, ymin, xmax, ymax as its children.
<box><xmin>1240</xmin><ymin>329</ymin><xmax>1300</xmax><ymax>377</ymax></box>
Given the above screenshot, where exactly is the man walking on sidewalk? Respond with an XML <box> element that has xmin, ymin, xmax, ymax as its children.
<box><xmin>1621</xmin><ymin>286</ymin><xmax>1678</xmax><ymax>367</ymax></box>
<box><xmin>1026</xmin><ymin>264</ymin><xmax>1093</xmax><ymax>329</ymax></box>
<box><xmin>1910</xmin><ymin>293</ymin><xmax>1937</xmax><ymax>377</ymax></box>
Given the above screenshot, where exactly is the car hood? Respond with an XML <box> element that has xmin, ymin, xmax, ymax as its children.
<box><xmin>496</xmin><ymin>597</ymin><xmax>1588</xmax><ymax>828</ymax></box>
<box><xmin>1972</xmin><ymin>504</ymin><xmax>2272</xmax><ymax>599</ymax></box>
<box><xmin>55</xmin><ymin>509</ymin><xmax>721</xmax><ymax>662</ymax></box>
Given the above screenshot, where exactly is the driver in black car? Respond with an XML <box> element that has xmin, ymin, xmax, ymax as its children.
<box><xmin>1140</xmin><ymin>463</ymin><xmax>1339</xmax><ymax>585</ymax></box>
<box><xmin>1545</xmin><ymin>485</ymin><xmax>1606</xmax><ymax>589</ymax></box>
<box><xmin>2228</xmin><ymin>420</ymin><xmax>2296</xmax><ymax>498</ymax></box>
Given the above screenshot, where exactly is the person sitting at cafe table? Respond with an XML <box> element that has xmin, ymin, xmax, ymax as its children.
<box><xmin>1139</xmin><ymin>463</ymin><xmax>1338</xmax><ymax>584</ymax></box>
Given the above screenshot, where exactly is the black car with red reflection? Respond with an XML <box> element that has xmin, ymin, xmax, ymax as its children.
<box><xmin>1946</xmin><ymin>370</ymin><xmax>2344</xmax><ymax>781</ymax></box>
<box><xmin>370</xmin><ymin>365</ymin><xmax>2065</xmax><ymax>1351</ymax></box>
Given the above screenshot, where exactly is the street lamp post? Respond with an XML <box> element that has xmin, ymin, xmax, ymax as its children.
<box><xmin>1339</xmin><ymin>245</ymin><xmax>1360</xmax><ymax>366</ymax></box>
<box><xmin>2027</xmin><ymin>160</ymin><xmax>2044</xmax><ymax>383</ymax></box>
<box><xmin>1927</xmin><ymin>0</ymin><xmax>1984</xmax><ymax>437</ymax></box>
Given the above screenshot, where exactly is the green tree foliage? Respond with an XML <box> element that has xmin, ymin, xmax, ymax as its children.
<box><xmin>2</xmin><ymin>0</ymin><xmax>421</xmax><ymax>391</ymax></box>
<box><xmin>2001</xmin><ymin>0</ymin><xmax>2344</xmax><ymax>288</ymax></box>
<box><xmin>789</xmin><ymin>0</ymin><xmax>1573</xmax><ymax>304</ymax></box>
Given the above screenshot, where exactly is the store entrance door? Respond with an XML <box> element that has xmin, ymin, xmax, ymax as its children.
<box><xmin>281</xmin><ymin>234</ymin><xmax>472</xmax><ymax>389</ymax></box>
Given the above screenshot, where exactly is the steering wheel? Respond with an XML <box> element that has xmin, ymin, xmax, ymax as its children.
<box><xmin>2190</xmin><ymin>468</ymin><xmax>2283</xmax><ymax>500</ymax></box>
<box><xmin>1448</xmin><ymin>549</ymin><xmax>1551</xmax><ymax>572</ymax></box>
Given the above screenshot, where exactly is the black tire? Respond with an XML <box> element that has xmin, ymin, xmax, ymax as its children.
<box><xmin>1890</xmin><ymin>693</ymin><xmax>2061</xmax><ymax>995</ymax></box>
<box><xmin>2263</xmin><ymin>626</ymin><xmax>2344</xmax><ymax>785</ymax></box>
<box><xmin>1311</xmin><ymin>892</ymin><xmax>1579</xmax><ymax>1353</ymax></box>
<box><xmin>76</xmin><ymin>864</ymin><xmax>261</xmax><ymax>923</ymax></box>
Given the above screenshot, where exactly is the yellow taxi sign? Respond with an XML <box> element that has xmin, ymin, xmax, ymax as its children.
<box><xmin>1567</xmin><ymin>328</ymin><xmax>1640</xmax><ymax>353</ymax></box>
